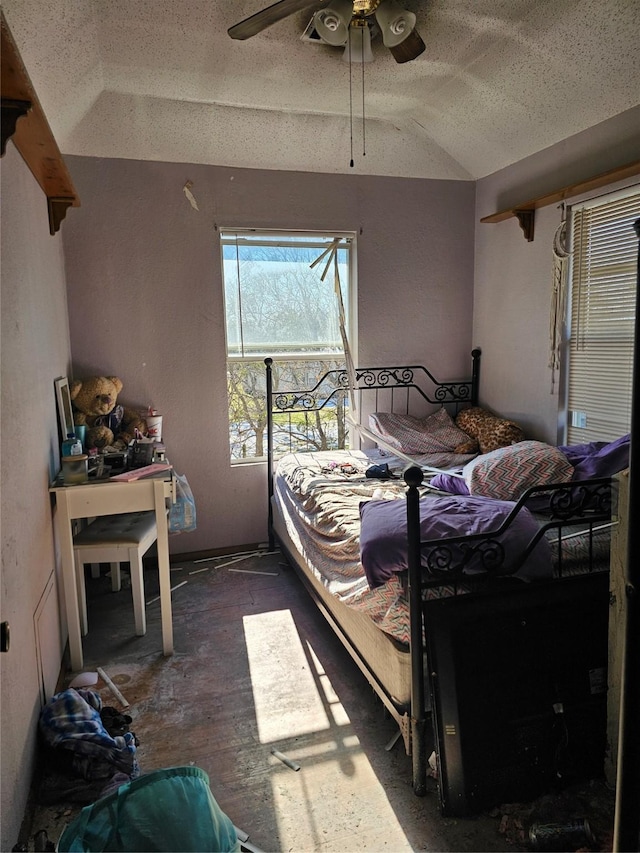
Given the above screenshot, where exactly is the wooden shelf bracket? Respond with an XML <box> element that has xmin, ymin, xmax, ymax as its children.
<box><xmin>1</xmin><ymin>97</ymin><xmax>31</xmax><ymax>155</ymax></box>
<box><xmin>47</xmin><ymin>197</ymin><xmax>77</xmax><ymax>236</ymax></box>
<box><xmin>514</xmin><ymin>209</ymin><xmax>535</xmax><ymax>242</ymax></box>
<box><xmin>1</xmin><ymin>11</ymin><xmax>80</xmax><ymax>234</ymax></box>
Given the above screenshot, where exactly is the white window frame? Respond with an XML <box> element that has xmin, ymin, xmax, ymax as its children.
<box><xmin>220</xmin><ymin>228</ymin><xmax>357</xmax><ymax>464</ymax></box>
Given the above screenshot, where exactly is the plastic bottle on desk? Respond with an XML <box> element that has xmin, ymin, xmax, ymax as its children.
<box><xmin>61</xmin><ymin>433</ymin><xmax>82</xmax><ymax>457</ymax></box>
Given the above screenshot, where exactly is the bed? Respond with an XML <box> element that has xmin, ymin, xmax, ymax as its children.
<box><xmin>265</xmin><ymin>350</ymin><xmax>621</xmax><ymax>815</ymax></box>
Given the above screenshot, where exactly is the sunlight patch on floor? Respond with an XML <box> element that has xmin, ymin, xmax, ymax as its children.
<box><xmin>269</xmin><ymin>740</ymin><xmax>412</xmax><ymax>851</ymax></box>
<box><xmin>243</xmin><ymin>609</ymin><xmax>333</xmax><ymax>741</ymax></box>
<box><xmin>244</xmin><ymin>609</ymin><xmax>411</xmax><ymax>850</ymax></box>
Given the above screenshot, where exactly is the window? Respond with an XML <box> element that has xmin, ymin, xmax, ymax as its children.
<box><xmin>566</xmin><ymin>188</ymin><xmax>640</xmax><ymax>443</ymax></box>
<box><xmin>220</xmin><ymin>230</ymin><xmax>355</xmax><ymax>461</ymax></box>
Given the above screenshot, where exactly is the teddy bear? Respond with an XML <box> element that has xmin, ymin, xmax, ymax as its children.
<box><xmin>69</xmin><ymin>375</ymin><xmax>147</xmax><ymax>451</ymax></box>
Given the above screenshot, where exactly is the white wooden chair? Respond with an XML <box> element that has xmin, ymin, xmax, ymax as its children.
<box><xmin>73</xmin><ymin>511</ymin><xmax>158</xmax><ymax>638</ymax></box>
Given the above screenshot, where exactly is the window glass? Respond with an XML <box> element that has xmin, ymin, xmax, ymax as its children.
<box><xmin>220</xmin><ymin>231</ymin><xmax>355</xmax><ymax>461</ymax></box>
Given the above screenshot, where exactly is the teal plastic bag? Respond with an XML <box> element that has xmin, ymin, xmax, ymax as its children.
<box><xmin>58</xmin><ymin>766</ymin><xmax>239</xmax><ymax>852</ymax></box>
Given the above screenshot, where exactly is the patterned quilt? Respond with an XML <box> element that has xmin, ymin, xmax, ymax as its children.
<box><xmin>274</xmin><ymin>449</ymin><xmax>451</xmax><ymax>645</ymax></box>
<box><xmin>273</xmin><ymin>449</ymin><xmax>611</xmax><ymax>646</ymax></box>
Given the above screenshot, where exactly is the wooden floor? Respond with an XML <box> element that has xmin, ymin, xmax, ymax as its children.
<box><xmin>27</xmin><ymin>550</ymin><xmax>614</xmax><ymax>852</ymax></box>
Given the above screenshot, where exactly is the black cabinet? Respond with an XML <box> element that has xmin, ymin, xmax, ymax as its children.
<box><xmin>424</xmin><ymin>573</ymin><xmax>609</xmax><ymax>816</ymax></box>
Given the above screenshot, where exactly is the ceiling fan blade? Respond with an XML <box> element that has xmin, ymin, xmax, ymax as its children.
<box><xmin>388</xmin><ymin>27</ymin><xmax>425</xmax><ymax>63</ymax></box>
<box><xmin>228</xmin><ymin>0</ymin><xmax>318</xmax><ymax>40</ymax></box>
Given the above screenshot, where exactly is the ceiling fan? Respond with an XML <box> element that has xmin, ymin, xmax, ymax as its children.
<box><xmin>228</xmin><ymin>0</ymin><xmax>426</xmax><ymax>64</ymax></box>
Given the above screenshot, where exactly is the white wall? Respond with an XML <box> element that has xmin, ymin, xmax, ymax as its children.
<box><xmin>0</xmin><ymin>145</ymin><xmax>72</xmax><ymax>851</ymax></box>
<box><xmin>474</xmin><ymin>105</ymin><xmax>640</xmax><ymax>442</ymax></box>
<box><xmin>62</xmin><ymin>160</ymin><xmax>476</xmax><ymax>554</ymax></box>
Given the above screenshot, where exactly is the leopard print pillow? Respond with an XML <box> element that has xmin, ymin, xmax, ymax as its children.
<box><xmin>455</xmin><ymin>407</ymin><xmax>525</xmax><ymax>455</ymax></box>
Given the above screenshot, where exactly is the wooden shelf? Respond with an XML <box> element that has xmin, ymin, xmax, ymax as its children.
<box><xmin>1</xmin><ymin>11</ymin><xmax>80</xmax><ymax>234</ymax></box>
<box><xmin>481</xmin><ymin>159</ymin><xmax>640</xmax><ymax>241</ymax></box>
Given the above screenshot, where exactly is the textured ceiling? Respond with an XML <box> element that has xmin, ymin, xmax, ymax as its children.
<box><xmin>3</xmin><ymin>0</ymin><xmax>640</xmax><ymax>180</ymax></box>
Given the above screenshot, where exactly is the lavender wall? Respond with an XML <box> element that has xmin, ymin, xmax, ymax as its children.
<box><xmin>1</xmin><ymin>145</ymin><xmax>71</xmax><ymax>851</ymax></box>
<box><xmin>473</xmin><ymin>105</ymin><xmax>640</xmax><ymax>443</ymax></box>
<box><xmin>62</xmin><ymin>160</ymin><xmax>476</xmax><ymax>553</ymax></box>
<box><xmin>2</xmin><ymin>104</ymin><xmax>638</xmax><ymax>850</ymax></box>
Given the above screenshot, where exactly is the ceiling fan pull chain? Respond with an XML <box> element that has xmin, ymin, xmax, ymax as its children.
<box><xmin>348</xmin><ymin>26</ymin><xmax>354</xmax><ymax>167</ymax></box>
<box><xmin>361</xmin><ymin>28</ymin><xmax>366</xmax><ymax>158</ymax></box>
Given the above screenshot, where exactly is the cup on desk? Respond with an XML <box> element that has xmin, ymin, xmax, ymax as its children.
<box><xmin>74</xmin><ymin>424</ymin><xmax>87</xmax><ymax>449</ymax></box>
<box><xmin>62</xmin><ymin>454</ymin><xmax>89</xmax><ymax>485</ymax></box>
<box><xmin>146</xmin><ymin>416</ymin><xmax>162</xmax><ymax>440</ymax></box>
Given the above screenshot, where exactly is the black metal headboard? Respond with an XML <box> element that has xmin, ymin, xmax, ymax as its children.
<box><xmin>267</xmin><ymin>350</ymin><xmax>480</xmax><ymax>417</ymax></box>
<box><xmin>265</xmin><ymin>348</ymin><xmax>481</xmax><ymax>548</ymax></box>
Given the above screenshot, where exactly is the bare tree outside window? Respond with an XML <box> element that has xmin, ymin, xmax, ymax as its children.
<box><xmin>221</xmin><ymin>232</ymin><xmax>354</xmax><ymax>462</ymax></box>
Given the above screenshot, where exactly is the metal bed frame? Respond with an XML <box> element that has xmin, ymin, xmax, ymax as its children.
<box><xmin>265</xmin><ymin>348</ymin><xmax>614</xmax><ymax>815</ymax></box>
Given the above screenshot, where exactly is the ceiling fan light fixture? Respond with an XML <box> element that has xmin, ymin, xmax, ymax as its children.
<box><xmin>341</xmin><ymin>20</ymin><xmax>374</xmax><ymax>63</ymax></box>
<box><xmin>374</xmin><ymin>0</ymin><xmax>416</xmax><ymax>47</ymax></box>
<box><xmin>313</xmin><ymin>0</ymin><xmax>352</xmax><ymax>46</ymax></box>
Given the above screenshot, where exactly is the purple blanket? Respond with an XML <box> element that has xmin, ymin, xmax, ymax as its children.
<box><xmin>359</xmin><ymin>495</ymin><xmax>551</xmax><ymax>589</ymax></box>
<box><xmin>559</xmin><ymin>433</ymin><xmax>630</xmax><ymax>479</ymax></box>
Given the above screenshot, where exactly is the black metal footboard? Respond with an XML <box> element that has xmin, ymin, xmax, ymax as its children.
<box><xmin>404</xmin><ymin>467</ymin><xmax>614</xmax><ymax>812</ymax></box>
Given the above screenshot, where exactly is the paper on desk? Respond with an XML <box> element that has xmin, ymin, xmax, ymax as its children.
<box><xmin>110</xmin><ymin>463</ymin><xmax>172</xmax><ymax>481</ymax></box>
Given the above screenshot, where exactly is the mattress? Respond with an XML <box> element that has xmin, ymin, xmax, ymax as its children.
<box><xmin>272</xmin><ymin>448</ymin><xmax>417</xmax><ymax>706</ymax></box>
<box><xmin>272</xmin><ymin>448</ymin><xmax>611</xmax><ymax>709</ymax></box>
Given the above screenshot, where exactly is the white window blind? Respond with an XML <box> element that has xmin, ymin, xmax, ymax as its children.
<box><xmin>566</xmin><ymin>189</ymin><xmax>640</xmax><ymax>444</ymax></box>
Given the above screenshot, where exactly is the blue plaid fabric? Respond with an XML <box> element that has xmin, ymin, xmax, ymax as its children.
<box><xmin>39</xmin><ymin>688</ymin><xmax>138</xmax><ymax>781</ymax></box>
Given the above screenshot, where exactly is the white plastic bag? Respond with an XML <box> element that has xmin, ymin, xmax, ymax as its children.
<box><xmin>169</xmin><ymin>473</ymin><xmax>197</xmax><ymax>533</ymax></box>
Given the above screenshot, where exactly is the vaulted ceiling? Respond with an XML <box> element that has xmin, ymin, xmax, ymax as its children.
<box><xmin>3</xmin><ymin>0</ymin><xmax>639</xmax><ymax>180</ymax></box>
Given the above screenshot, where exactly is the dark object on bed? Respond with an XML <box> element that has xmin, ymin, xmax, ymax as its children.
<box><xmin>364</xmin><ymin>463</ymin><xmax>396</xmax><ymax>479</ymax></box>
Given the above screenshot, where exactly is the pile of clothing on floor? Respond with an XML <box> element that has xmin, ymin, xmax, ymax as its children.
<box><xmin>37</xmin><ymin>687</ymin><xmax>139</xmax><ymax>805</ymax></box>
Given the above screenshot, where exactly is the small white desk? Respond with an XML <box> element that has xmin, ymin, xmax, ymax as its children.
<box><xmin>50</xmin><ymin>472</ymin><xmax>176</xmax><ymax>671</ymax></box>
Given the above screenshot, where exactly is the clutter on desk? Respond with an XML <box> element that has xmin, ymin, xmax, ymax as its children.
<box><xmin>55</xmin><ymin>374</ymin><xmax>177</xmax><ymax>489</ymax></box>
<box><xmin>110</xmin><ymin>462</ymin><xmax>172</xmax><ymax>482</ymax></box>
<box><xmin>128</xmin><ymin>437</ymin><xmax>155</xmax><ymax>469</ymax></box>
<box><xmin>73</xmin><ymin>423</ymin><xmax>87</xmax><ymax>449</ymax></box>
<box><xmin>61</xmin><ymin>432</ymin><xmax>83</xmax><ymax>457</ymax></box>
<box><xmin>153</xmin><ymin>442</ymin><xmax>166</xmax><ymax>461</ymax></box>
<box><xmin>100</xmin><ymin>448</ymin><xmax>128</xmax><ymax>470</ymax></box>
<box><xmin>145</xmin><ymin>405</ymin><xmax>163</xmax><ymax>441</ymax></box>
<box><xmin>62</xmin><ymin>454</ymin><xmax>89</xmax><ymax>485</ymax></box>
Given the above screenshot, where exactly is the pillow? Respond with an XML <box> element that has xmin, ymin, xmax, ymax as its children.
<box><xmin>463</xmin><ymin>440</ymin><xmax>574</xmax><ymax>500</ymax></box>
<box><xmin>369</xmin><ymin>407</ymin><xmax>472</xmax><ymax>455</ymax></box>
<box><xmin>455</xmin><ymin>407</ymin><xmax>524</xmax><ymax>454</ymax></box>
<box><xmin>359</xmin><ymin>494</ymin><xmax>552</xmax><ymax>588</ymax></box>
